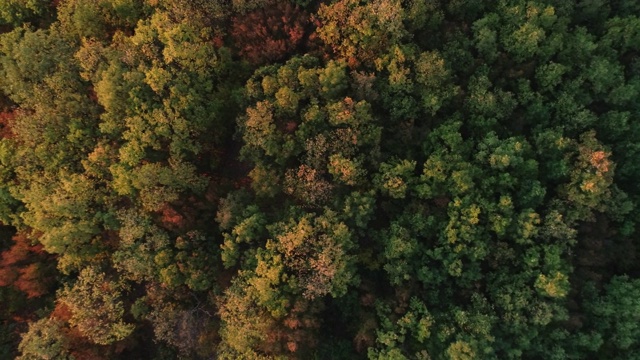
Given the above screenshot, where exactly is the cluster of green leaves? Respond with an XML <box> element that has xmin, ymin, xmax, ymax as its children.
<box><xmin>0</xmin><ymin>0</ymin><xmax>639</xmax><ymax>359</ymax></box>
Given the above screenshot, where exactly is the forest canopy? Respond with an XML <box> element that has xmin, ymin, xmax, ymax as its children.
<box><xmin>0</xmin><ymin>0</ymin><xmax>639</xmax><ymax>359</ymax></box>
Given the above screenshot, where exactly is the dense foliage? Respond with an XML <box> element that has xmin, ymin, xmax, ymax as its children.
<box><xmin>0</xmin><ymin>0</ymin><xmax>639</xmax><ymax>358</ymax></box>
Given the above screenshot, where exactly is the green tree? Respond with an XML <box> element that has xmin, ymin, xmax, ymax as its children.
<box><xmin>17</xmin><ymin>318</ymin><xmax>72</xmax><ymax>360</ymax></box>
<box><xmin>58</xmin><ymin>266</ymin><xmax>134</xmax><ymax>345</ymax></box>
<box><xmin>0</xmin><ymin>0</ymin><xmax>50</xmax><ymax>27</ymax></box>
<box><xmin>585</xmin><ymin>276</ymin><xmax>640</xmax><ymax>357</ymax></box>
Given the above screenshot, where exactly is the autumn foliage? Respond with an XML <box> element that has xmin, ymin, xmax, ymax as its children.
<box><xmin>231</xmin><ymin>2</ymin><xmax>309</xmax><ymax>65</ymax></box>
<box><xmin>0</xmin><ymin>233</ymin><xmax>54</xmax><ymax>298</ymax></box>
<box><xmin>0</xmin><ymin>109</ymin><xmax>14</xmax><ymax>138</ymax></box>
<box><xmin>2</xmin><ymin>0</ymin><xmax>640</xmax><ymax>359</ymax></box>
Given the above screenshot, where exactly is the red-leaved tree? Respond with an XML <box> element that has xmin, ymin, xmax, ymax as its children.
<box><xmin>231</xmin><ymin>2</ymin><xmax>310</xmax><ymax>65</ymax></box>
<box><xmin>0</xmin><ymin>233</ymin><xmax>55</xmax><ymax>298</ymax></box>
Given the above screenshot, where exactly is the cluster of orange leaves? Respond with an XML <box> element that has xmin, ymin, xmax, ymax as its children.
<box><xmin>589</xmin><ymin>150</ymin><xmax>610</xmax><ymax>174</ymax></box>
<box><xmin>0</xmin><ymin>110</ymin><xmax>15</xmax><ymax>138</ymax></box>
<box><xmin>231</xmin><ymin>2</ymin><xmax>312</xmax><ymax>65</ymax></box>
<box><xmin>0</xmin><ymin>233</ymin><xmax>53</xmax><ymax>298</ymax></box>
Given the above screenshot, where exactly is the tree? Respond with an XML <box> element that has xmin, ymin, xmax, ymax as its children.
<box><xmin>57</xmin><ymin>0</ymin><xmax>147</xmax><ymax>40</ymax></box>
<box><xmin>317</xmin><ymin>0</ymin><xmax>406</xmax><ymax>67</ymax></box>
<box><xmin>584</xmin><ymin>276</ymin><xmax>640</xmax><ymax>357</ymax></box>
<box><xmin>0</xmin><ymin>0</ymin><xmax>50</xmax><ymax>27</ymax></box>
<box><xmin>113</xmin><ymin>208</ymin><xmax>217</xmax><ymax>291</ymax></box>
<box><xmin>58</xmin><ymin>266</ymin><xmax>134</xmax><ymax>345</ymax></box>
<box><xmin>238</xmin><ymin>56</ymin><xmax>382</xmax><ymax>210</ymax></box>
<box><xmin>368</xmin><ymin>298</ymin><xmax>434</xmax><ymax>360</ymax></box>
<box><xmin>231</xmin><ymin>1</ymin><xmax>310</xmax><ymax>65</ymax></box>
<box><xmin>217</xmin><ymin>274</ymin><xmax>282</xmax><ymax>358</ymax></box>
<box><xmin>16</xmin><ymin>318</ymin><xmax>72</xmax><ymax>360</ymax></box>
<box><xmin>560</xmin><ymin>131</ymin><xmax>615</xmax><ymax>222</ymax></box>
<box><xmin>145</xmin><ymin>284</ymin><xmax>217</xmax><ymax>358</ymax></box>
<box><xmin>0</xmin><ymin>232</ymin><xmax>55</xmax><ymax>298</ymax></box>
